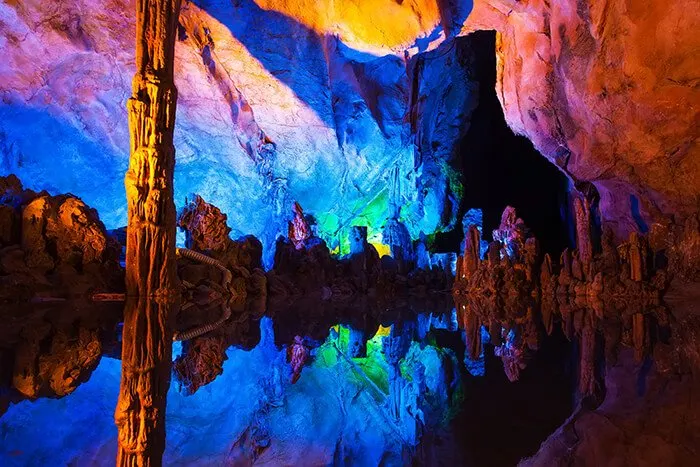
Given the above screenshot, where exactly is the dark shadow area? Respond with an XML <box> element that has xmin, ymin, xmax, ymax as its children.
<box><xmin>434</xmin><ymin>30</ymin><xmax>571</xmax><ymax>256</ymax></box>
<box><xmin>451</xmin><ymin>328</ymin><xmax>574</xmax><ymax>466</ymax></box>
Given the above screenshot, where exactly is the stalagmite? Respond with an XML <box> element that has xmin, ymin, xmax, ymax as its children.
<box><xmin>288</xmin><ymin>202</ymin><xmax>311</xmax><ymax>250</ymax></box>
<box><xmin>628</xmin><ymin>232</ymin><xmax>646</xmax><ymax>282</ymax></box>
<box><xmin>574</xmin><ymin>197</ymin><xmax>593</xmax><ymax>277</ymax></box>
<box><xmin>461</xmin><ymin>225</ymin><xmax>482</xmax><ymax>280</ymax></box>
<box><xmin>114</xmin><ymin>0</ymin><xmax>182</xmax><ymax>465</ymax></box>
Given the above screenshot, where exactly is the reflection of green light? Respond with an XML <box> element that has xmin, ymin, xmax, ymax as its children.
<box><xmin>315</xmin><ymin>325</ymin><xmax>391</xmax><ymax>393</ymax></box>
<box><xmin>316</xmin><ymin>322</ymin><xmax>464</xmax><ymax>428</ymax></box>
<box><xmin>337</xmin><ymin>324</ymin><xmax>350</xmax><ymax>351</ymax></box>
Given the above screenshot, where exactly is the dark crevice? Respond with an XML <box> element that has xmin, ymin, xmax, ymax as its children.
<box><xmin>433</xmin><ymin>30</ymin><xmax>571</xmax><ymax>256</ymax></box>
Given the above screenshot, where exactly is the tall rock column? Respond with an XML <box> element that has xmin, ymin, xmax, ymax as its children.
<box><xmin>114</xmin><ymin>0</ymin><xmax>182</xmax><ymax>465</ymax></box>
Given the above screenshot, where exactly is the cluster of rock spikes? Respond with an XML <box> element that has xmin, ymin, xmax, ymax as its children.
<box><xmin>451</xmin><ymin>199</ymin><xmax>697</xmax><ymax>400</ymax></box>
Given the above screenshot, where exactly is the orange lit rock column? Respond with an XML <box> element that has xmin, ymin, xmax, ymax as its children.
<box><xmin>114</xmin><ymin>0</ymin><xmax>182</xmax><ymax>465</ymax></box>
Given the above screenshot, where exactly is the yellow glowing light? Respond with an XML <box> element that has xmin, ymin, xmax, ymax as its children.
<box><xmin>373</xmin><ymin>325</ymin><xmax>392</xmax><ymax>338</ymax></box>
<box><xmin>253</xmin><ymin>0</ymin><xmax>442</xmax><ymax>53</ymax></box>
<box><xmin>370</xmin><ymin>242</ymin><xmax>391</xmax><ymax>258</ymax></box>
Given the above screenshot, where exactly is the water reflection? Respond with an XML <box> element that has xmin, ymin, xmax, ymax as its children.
<box><xmin>0</xmin><ymin>295</ymin><xmax>577</xmax><ymax>466</ymax></box>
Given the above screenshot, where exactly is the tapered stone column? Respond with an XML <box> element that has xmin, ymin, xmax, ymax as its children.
<box><xmin>115</xmin><ymin>0</ymin><xmax>182</xmax><ymax>465</ymax></box>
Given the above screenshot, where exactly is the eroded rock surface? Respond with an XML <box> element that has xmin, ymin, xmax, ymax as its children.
<box><xmin>464</xmin><ymin>0</ymin><xmax>700</xmax><ymax>237</ymax></box>
<box><xmin>0</xmin><ymin>175</ymin><xmax>123</xmax><ymax>303</ymax></box>
<box><xmin>0</xmin><ymin>0</ymin><xmax>489</xmax><ymax>255</ymax></box>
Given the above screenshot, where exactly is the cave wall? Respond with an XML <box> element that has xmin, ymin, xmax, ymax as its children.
<box><xmin>0</xmin><ymin>0</ymin><xmax>697</xmax><ymax>252</ymax></box>
<box><xmin>0</xmin><ymin>0</ymin><xmax>481</xmax><ymax>260</ymax></box>
<box><xmin>463</xmin><ymin>0</ymin><xmax>700</xmax><ymax>237</ymax></box>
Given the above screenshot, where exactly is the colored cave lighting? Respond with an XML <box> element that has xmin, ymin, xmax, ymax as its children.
<box><xmin>0</xmin><ymin>316</ymin><xmax>462</xmax><ymax>465</ymax></box>
<box><xmin>0</xmin><ymin>0</ymin><xmax>476</xmax><ymax>272</ymax></box>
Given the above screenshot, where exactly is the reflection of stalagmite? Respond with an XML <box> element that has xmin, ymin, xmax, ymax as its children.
<box><xmin>633</xmin><ymin>313</ymin><xmax>648</xmax><ymax>363</ymax></box>
<box><xmin>115</xmin><ymin>0</ymin><xmax>182</xmax><ymax>465</ymax></box>
<box><xmin>579</xmin><ymin>311</ymin><xmax>596</xmax><ymax>397</ymax></box>
<box><xmin>382</xmin><ymin>323</ymin><xmax>413</xmax><ymax>421</ymax></box>
<box><xmin>462</xmin><ymin>303</ymin><xmax>482</xmax><ymax>361</ymax></box>
<box><xmin>289</xmin><ymin>335</ymin><xmax>310</xmax><ymax>384</ymax></box>
<box><xmin>495</xmin><ymin>329</ymin><xmax>527</xmax><ymax>382</ymax></box>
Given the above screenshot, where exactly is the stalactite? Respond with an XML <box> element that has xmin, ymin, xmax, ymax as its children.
<box><xmin>115</xmin><ymin>0</ymin><xmax>182</xmax><ymax>465</ymax></box>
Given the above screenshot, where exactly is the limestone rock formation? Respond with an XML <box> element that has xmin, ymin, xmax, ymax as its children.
<box><xmin>114</xmin><ymin>0</ymin><xmax>181</xmax><ymax>464</ymax></box>
<box><xmin>454</xmin><ymin>204</ymin><xmax>665</xmax><ymax>389</ymax></box>
<box><xmin>0</xmin><ymin>0</ymin><xmax>490</xmax><ymax>254</ymax></box>
<box><xmin>0</xmin><ymin>175</ymin><xmax>123</xmax><ymax>303</ymax></box>
<box><xmin>463</xmin><ymin>0</ymin><xmax>700</xmax><ymax>237</ymax></box>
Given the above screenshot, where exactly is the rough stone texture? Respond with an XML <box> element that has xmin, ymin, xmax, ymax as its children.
<box><xmin>0</xmin><ymin>299</ymin><xmax>123</xmax><ymax>416</ymax></box>
<box><xmin>463</xmin><ymin>0</ymin><xmax>700</xmax><ymax>237</ymax></box>
<box><xmin>114</xmin><ymin>0</ymin><xmax>181</xmax><ymax>464</ymax></box>
<box><xmin>0</xmin><ymin>175</ymin><xmax>123</xmax><ymax>303</ymax></box>
<box><xmin>13</xmin><ymin>327</ymin><xmax>102</xmax><ymax>399</ymax></box>
<box><xmin>454</xmin><ymin>202</ymin><xmax>700</xmax><ymax>466</ymax></box>
<box><xmin>0</xmin><ymin>1</ymin><xmax>697</xmax><ymax>246</ymax></box>
<box><xmin>0</xmin><ymin>0</ymin><xmax>484</xmax><ymax>256</ymax></box>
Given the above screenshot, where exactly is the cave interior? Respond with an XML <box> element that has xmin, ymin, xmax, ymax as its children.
<box><xmin>0</xmin><ymin>1</ymin><xmax>698</xmax><ymax>466</ymax></box>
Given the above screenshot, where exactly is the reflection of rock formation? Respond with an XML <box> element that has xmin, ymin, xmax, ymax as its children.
<box><xmin>173</xmin><ymin>195</ymin><xmax>267</xmax><ymax>392</ymax></box>
<box><xmin>151</xmin><ymin>194</ymin><xmax>457</xmax><ymax>394</ymax></box>
<box><xmin>453</xmin><ymin>201</ymin><xmax>678</xmax><ymax>396</ymax></box>
<box><xmin>173</xmin><ymin>336</ymin><xmax>227</xmax><ymax>395</ymax></box>
<box><xmin>0</xmin><ymin>300</ymin><xmax>122</xmax><ymax>416</ymax></box>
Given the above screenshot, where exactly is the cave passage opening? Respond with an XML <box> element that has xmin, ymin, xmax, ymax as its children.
<box><xmin>427</xmin><ymin>30</ymin><xmax>576</xmax><ymax>465</ymax></box>
<box><xmin>433</xmin><ymin>30</ymin><xmax>572</xmax><ymax>256</ymax></box>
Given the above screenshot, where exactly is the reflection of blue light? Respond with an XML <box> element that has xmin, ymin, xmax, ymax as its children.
<box><xmin>172</xmin><ymin>340</ymin><xmax>183</xmax><ymax>361</ymax></box>
<box><xmin>0</xmin><ymin>314</ymin><xmax>464</xmax><ymax>465</ymax></box>
<box><xmin>481</xmin><ymin>325</ymin><xmax>491</xmax><ymax>346</ymax></box>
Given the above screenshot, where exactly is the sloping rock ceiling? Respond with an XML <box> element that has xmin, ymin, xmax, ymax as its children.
<box><xmin>0</xmin><ymin>0</ymin><xmax>698</xmax><ymax>257</ymax></box>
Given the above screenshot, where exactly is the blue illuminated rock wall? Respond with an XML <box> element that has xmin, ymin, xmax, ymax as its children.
<box><xmin>0</xmin><ymin>0</ymin><xmax>481</xmax><ymax>260</ymax></box>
